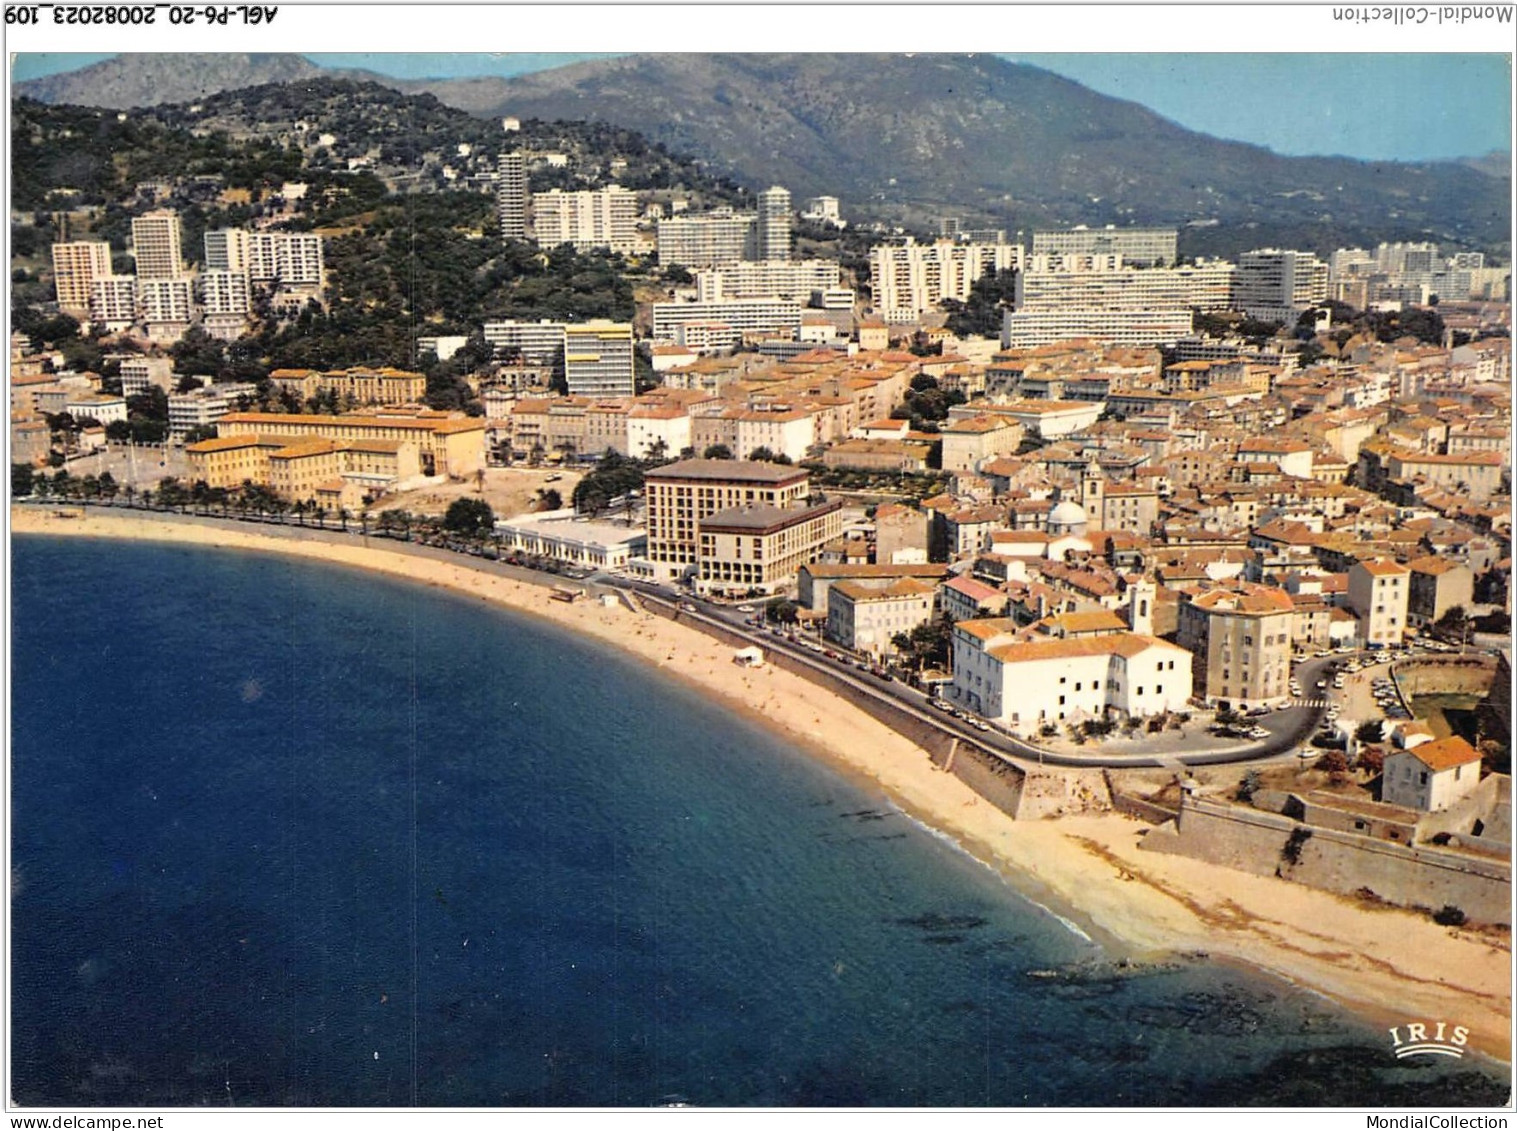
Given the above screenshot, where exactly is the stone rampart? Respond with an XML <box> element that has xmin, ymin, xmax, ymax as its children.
<box><xmin>1143</xmin><ymin>795</ymin><xmax>1511</xmax><ymax>925</ymax></box>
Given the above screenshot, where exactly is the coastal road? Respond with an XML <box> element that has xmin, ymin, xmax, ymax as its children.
<box><xmin>624</xmin><ymin>582</ymin><xmax>1343</xmax><ymax>772</ymax></box>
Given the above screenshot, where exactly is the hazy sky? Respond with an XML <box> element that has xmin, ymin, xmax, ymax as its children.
<box><xmin>11</xmin><ymin>51</ymin><xmax>1512</xmax><ymax>163</ymax></box>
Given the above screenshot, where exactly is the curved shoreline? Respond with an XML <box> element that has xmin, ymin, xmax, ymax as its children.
<box><xmin>10</xmin><ymin>506</ymin><xmax>1512</xmax><ymax>1065</ymax></box>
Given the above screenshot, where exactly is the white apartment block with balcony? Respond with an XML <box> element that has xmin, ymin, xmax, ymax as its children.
<box><xmin>495</xmin><ymin>152</ymin><xmax>528</xmax><ymax>241</ymax></box>
<box><xmin>652</xmin><ymin>298</ymin><xmax>803</xmax><ymax>343</ymax></box>
<box><xmin>657</xmin><ymin>209</ymin><xmax>756</xmax><ymax>268</ymax></box>
<box><xmin>205</xmin><ymin>229</ymin><xmax>325</xmax><ymax>296</ymax></box>
<box><xmin>50</xmin><ymin>242</ymin><xmax>113</xmax><ymax>316</ymax></box>
<box><xmin>1234</xmin><ymin>249</ymin><xmax>1329</xmax><ymax>321</ymax></box>
<box><xmin>483</xmin><ymin>320</ymin><xmax>569</xmax><ymax>366</ymax></box>
<box><xmin>694</xmin><ymin>259</ymin><xmax>840</xmax><ymax>302</ymax></box>
<box><xmin>199</xmin><ymin>269</ymin><xmax>253</xmax><ymax>340</ymax></box>
<box><xmin>1002</xmin><ymin>307</ymin><xmax>1196</xmax><ymax>349</ymax></box>
<box><xmin>1000</xmin><ymin>254</ymin><xmax>1235</xmax><ymax>349</ymax></box>
<box><xmin>134</xmin><ymin>275</ymin><xmax>192</xmax><ymax>320</ymax></box>
<box><xmin>531</xmin><ymin>186</ymin><xmax>639</xmax><ymax>254</ymax></box>
<box><xmin>870</xmin><ymin>239</ymin><xmax>1021</xmax><ymax>321</ymax></box>
<box><xmin>1031</xmin><ymin>225</ymin><xmax>1178</xmax><ymax>268</ymax></box>
<box><xmin>131</xmin><ymin>211</ymin><xmax>183</xmax><ymax>279</ymax></box>
<box><xmin>118</xmin><ymin>356</ymin><xmax>176</xmax><ymax>396</ymax></box>
<box><xmin>1017</xmin><ymin>254</ymin><xmax>1236</xmax><ymax>312</ymax></box>
<box><xmin>1347</xmin><ymin>558</ymin><xmax>1410</xmax><ymax>648</ymax></box>
<box><xmin>755</xmin><ymin>186</ymin><xmax>792</xmax><ymax>263</ymax></box>
<box><xmin>89</xmin><ymin>276</ymin><xmax>138</xmax><ymax>332</ymax></box>
<box><xmin>563</xmin><ymin>322</ymin><xmax>635</xmax><ymax>398</ymax></box>
<box><xmin>168</xmin><ymin>382</ymin><xmax>259</xmax><ymax>439</ymax></box>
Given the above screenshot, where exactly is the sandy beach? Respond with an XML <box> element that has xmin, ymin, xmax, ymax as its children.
<box><xmin>12</xmin><ymin>506</ymin><xmax>1512</xmax><ymax>1063</ymax></box>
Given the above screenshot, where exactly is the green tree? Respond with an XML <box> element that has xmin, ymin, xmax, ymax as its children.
<box><xmin>702</xmin><ymin>444</ymin><xmax>733</xmax><ymax>460</ymax></box>
<box><xmin>572</xmin><ymin>450</ymin><xmax>645</xmax><ymax>516</ymax></box>
<box><xmin>765</xmin><ymin>598</ymin><xmax>799</xmax><ymax>625</ymax></box>
<box><xmin>12</xmin><ymin>463</ymin><xmax>36</xmax><ymax>497</ymax></box>
<box><xmin>1354</xmin><ymin>720</ymin><xmax>1384</xmax><ymax>744</ymax></box>
<box><xmin>1435</xmin><ymin>604</ymin><xmax>1469</xmax><ymax>642</ymax></box>
<box><xmin>442</xmin><ymin>497</ymin><xmax>495</xmax><ymax>538</ymax></box>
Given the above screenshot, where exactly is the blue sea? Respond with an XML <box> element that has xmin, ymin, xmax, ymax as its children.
<box><xmin>9</xmin><ymin>536</ymin><xmax>1510</xmax><ymax>1107</ymax></box>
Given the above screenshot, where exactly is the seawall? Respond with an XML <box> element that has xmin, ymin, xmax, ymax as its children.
<box><xmin>1144</xmin><ymin>795</ymin><xmax>1512</xmax><ymax>925</ymax></box>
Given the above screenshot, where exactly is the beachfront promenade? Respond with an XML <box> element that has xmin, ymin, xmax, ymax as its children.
<box><xmin>13</xmin><ymin>500</ymin><xmax>1324</xmax><ymax>772</ymax></box>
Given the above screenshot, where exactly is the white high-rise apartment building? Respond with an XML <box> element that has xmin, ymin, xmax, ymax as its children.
<box><xmin>531</xmin><ymin>186</ymin><xmax>639</xmax><ymax>253</ymax></box>
<box><xmin>694</xmin><ymin>260</ymin><xmax>840</xmax><ymax>302</ymax></box>
<box><xmin>1375</xmin><ymin>241</ymin><xmax>1439</xmax><ymax>275</ymax></box>
<box><xmin>1032</xmin><ymin>225</ymin><xmax>1178</xmax><ymax>268</ymax></box>
<box><xmin>205</xmin><ymin>230</ymin><xmax>324</xmax><ymax>289</ymax></box>
<box><xmin>483</xmin><ymin>320</ymin><xmax>569</xmax><ymax>366</ymax></box>
<box><xmin>756</xmin><ymin>186</ymin><xmax>792</xmax><ymax>262</ymax></box>
<box><xmin>563</xmin><ymin>322</ymin><xmax>635</xmax><ymax>397</ymax></box>
<box><xmin>496</xmin><ymin>153</ymin><xmax>528</xmax><ymax>242</ymax></box>
<box><xmin>870</xmin><ymin>239</ymin><xmax>1021</xmax><ymax>321</ymax></box>
<box><xmin>204</xmin><ymin>229</ymin><xmax>247</xmax><ymax>274</ymax></box>
<box><xmin>1233</xmin><ymin>249</ymin><xmax>1329</xmax><ymax>321</ymax></box>
<box><xmin>1016</xmin><ymin>254</ymin><xmax>1236</xmax><ymax>312</ymax></box>
<box><xmin>657</xmin><ymin>208</ymin><xmax>756</xmax><ymax>268</ymax></box>
<box><xmin>1001</xmin><ymin>307</ymin><xmax>1195</xmax><ymax>350</ymax></box>
<box><xmin>89</xmin><ymin>276</ymin><xmax>138</xmax><ymax>331</ymax></box>
<box><xmin>200</xmin><ymin>269</ymin><xmax>252</xmax><ymax>315</ymax></box>
<box><xmin>131</xmin><ymin>210</ymin><xmax>184</xmax><ymax>279</ymax></box>
<box><xmin>138</xmin><ymin>277</ymin><xmax>195</xmax><ymax>327</ymax></box>
<box><xmin>651</xmin><ymin>299</ymin><xmax>803</xmax><ymax>342</ymax></box>
<box><xmin>50</xmin><ymin>241</ymin><xmax>113</xmax><ymax>316</ymax></box>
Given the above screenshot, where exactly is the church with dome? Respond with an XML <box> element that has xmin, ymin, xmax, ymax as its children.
<box><xmin>1043</xmin><ymin>457</ymin><xmax>1105</xmax><ymax>556</ymax></box>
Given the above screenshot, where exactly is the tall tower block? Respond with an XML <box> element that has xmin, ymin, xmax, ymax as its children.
<box><xmin>496</xmin><ymin>152</ymin><xmax>528</xmax><ymax>243</ymax></box>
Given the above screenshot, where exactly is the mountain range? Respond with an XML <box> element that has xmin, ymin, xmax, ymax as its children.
<box><xmin>14</xmin><ymin>52</ymin><xmax>1511</xmax><ymax>257</ymax></box>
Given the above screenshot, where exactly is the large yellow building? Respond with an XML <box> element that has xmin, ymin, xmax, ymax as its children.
<box><xmin>267</xmin><ymin>367</ymin><xmax>428</xmax><ymax>407</ymax></box>
<box><xmin>216</xmin><ymin>410</ymin><xmax>484</xmax><ymax>478</ymax></box>
<box><xmin>188</xmin><ymin>433</ymin><xmax>423</xmax><ymax>508</ymax></box>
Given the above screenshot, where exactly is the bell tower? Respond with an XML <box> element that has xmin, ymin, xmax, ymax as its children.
<box><xmin>1080</xmin><ymin>457</ymin><xmax>1105</xmax><ymax>525</ymax></box>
